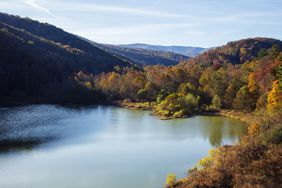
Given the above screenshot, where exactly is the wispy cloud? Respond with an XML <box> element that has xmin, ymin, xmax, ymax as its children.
<box><xmin>23</xmin><ymin>0</ymin><xmax>51</xmax><ymax>15</ymax></box>
<box><xmin>73</xmin><ymin>23</ymin><xmax>202</xmax><ymax>35</ymax></box>
<box><xmin>58</xmin><ymin>3</ymin><xmax>184</xmax><ymax>18</ymax></box>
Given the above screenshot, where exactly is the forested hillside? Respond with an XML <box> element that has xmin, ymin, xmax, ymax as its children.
<box><xmin>90</xmin><ymin>43</ymin><xmax>190</xmax><ymax>66</ymax></box>
<box><xmin>188</xmin><ymin>37</ymin><xmax>282</xmax><ymax>65</ymax></box>
<box><xmin>0</xmin><ymin>13</ymin><xmax>133</xmax><ymax>105</ymax></box>
<box><xmin>80</xmin><ymin>38</ymin><xmax>282</xmax><ymax>118</ymax></box>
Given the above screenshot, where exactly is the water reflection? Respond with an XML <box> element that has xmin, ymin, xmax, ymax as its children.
<box><xmin>0</xmin><ymin>105</ymin><xmax>247</xmax><ymax>188</ymax></box>
<box><xmin>0</xmin><ymin>106</ymin><xmax>247</xmax><ymax>151</ymax></box>
<box><xmin>197</xmin><ymin>116</ymin><xmax>247</xmax><ymax>146</ymax></box>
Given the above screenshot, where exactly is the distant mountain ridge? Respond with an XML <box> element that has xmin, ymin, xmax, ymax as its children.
<box><xmin>78</xmin><ymin>37</ymin><xmax>190</xmax><ymax>66</ymax></box>
<box><xmin>95</xmin><ymin>43</ymin><xmax>190</xmax><ymax>66</ymax></box>
<box><xmin>119</xmin><ymin>43</ymin><xmax>206</xmax><ymax>57</ymax></box>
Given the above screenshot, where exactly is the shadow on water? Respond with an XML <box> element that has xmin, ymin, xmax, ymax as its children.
<box><xmin>0</xmin><ymin>137</ymin><xmax>55</xmax><ymax>153</ymax></box>
<box><xmin>0</xmin><ymin>105</ymin><xmax>98</xmax><ymax>153</ymax></box>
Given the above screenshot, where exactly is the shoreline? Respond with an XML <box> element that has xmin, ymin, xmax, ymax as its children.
<box><xmin>2</xmin><ymin>101</ymin><xmax>254</xmax><ymax>125</ymax></box>
<box><xmin>218</xmin><ymin>110</ymin><xmax>259</xmax><ymax>124</ymax></box>
<box><xmin>115</xmin><ymin>100</ymin><xmax>254</xmax><ymax>123</ymax></box>
<box><xmin>113</xmin><ymin>100</ymin><xmax>154</xmax><ymax>111</ymax></box>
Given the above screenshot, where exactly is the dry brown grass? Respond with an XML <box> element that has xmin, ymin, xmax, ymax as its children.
<box><xmin>170</xmin><ymin>143</ymin><xmax>282</xmax><ymax>188</ymax></box>
<box><xmin>168</xmin><ymin>112</ymin><xmax>282</xmax><ymax>188</ymax></box>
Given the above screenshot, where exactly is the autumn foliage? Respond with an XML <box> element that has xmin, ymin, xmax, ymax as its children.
<box><xmin>77</xmin><ymin>41</ymin><xmax>282</xmax><ymax>188</ymax></box>
<box><xmin>77</xmin><ymin>41</ymin><xmax>282</xmax><ymax>120</ymax></box>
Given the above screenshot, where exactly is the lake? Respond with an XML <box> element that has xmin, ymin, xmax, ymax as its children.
<box><xmin>0</xmin><ymin>105</ymin><xmax>247</xmax><ymax>188</ymax></box>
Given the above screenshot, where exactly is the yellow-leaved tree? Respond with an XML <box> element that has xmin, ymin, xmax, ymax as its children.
<box><xmin>267</xmin><ymin>80</ymin><xmax>282</xmax><ymax>115</ymax></box>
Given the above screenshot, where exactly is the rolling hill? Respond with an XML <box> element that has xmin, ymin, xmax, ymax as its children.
<box><xmin>185</xmin><ymin>37</ymin><xmax>282</xmax><ymax>65</ymax></box>
<box><xmin>0</xmin><ymin>12</ymin><xmax>133</xmax><ymax>105</ymax></box>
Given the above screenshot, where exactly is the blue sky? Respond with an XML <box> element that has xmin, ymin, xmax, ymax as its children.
<box><xmin>1</xmin><ymin>0</ymin><xmax>282</xmax><ymax>47</ymax></box>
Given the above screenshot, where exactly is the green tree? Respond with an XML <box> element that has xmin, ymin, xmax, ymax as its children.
<box><xmin>223</xmin><ymin>79</ymin><xmax>243</xmax><ymax>108</ymax></box>
<box><xmin>233</xmin><ymin>86</ymin><xmax>256</xmax><ymax>112</ymax></box>
<box><xmin>257</xmin><ymin>48</ymin><xmax>267</xmax><ymax>58</ymax></box>
<box><xmin>180</xmin><ymin>82</ymin><xmax>197</xmax><ymax>95</ymax></box>
<box><xmin>276</xmin><ymin>55</ymin><xmax>282</xmax><ymax>88</ymax></box>
<box><xmin>212</xmin><ymin>95</ymin><xmax>222</xmax><ymax>109</ymax></box>
<box><xmin>137</xmin><ymin>89</ymin><xmax>147</xmax><ymax>101</ymax></box>
<box><xmin>156</xmin><ymin>89</ymin><xmax>168</xmax><ymax>104</ymax></box>
<box><xmin>269</xmin><ymin>44</ymin><xmax>280</xmax><ymax>59</ymax></box>
<box><xmin>155</xmin><ymin>92</ymin><xmax>200</xmax><ymax>118</ymax></box>
<box><xmin>144</xmin><ymin>82</ymin><xmax>158</xmax><ymax>101</ymax></box>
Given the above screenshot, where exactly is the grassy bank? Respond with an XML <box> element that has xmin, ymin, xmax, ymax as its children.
<box><xmin>218</xmin><ymin>110</ymin><xmax>260</xmax><ymax>124</ymax></box>
<box><xmin>114</xmin><ymin>100</ymin><xmax>154</xmax><ymax>111</ymax></box>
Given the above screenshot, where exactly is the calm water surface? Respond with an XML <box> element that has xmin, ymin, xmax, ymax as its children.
<box><xmin>0</xmin><ymin>105</ymin><xmax>247</xmax><ymax>188</ymax></box>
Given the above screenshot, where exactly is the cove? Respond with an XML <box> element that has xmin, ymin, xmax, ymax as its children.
<box><xmin>0</xmin><ymin>105</ymin><xmax>247</xmax><ymax>188</ymax></box>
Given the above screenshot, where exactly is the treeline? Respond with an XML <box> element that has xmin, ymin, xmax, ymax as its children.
<box><xmin>77</xmin><ymin>41</ymin><xmax>282</xmax><ymax>119</ymax></box>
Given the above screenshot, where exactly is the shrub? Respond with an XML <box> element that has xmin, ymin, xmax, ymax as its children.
<box><xmin>262</xmin><ymin>127</ymin><xmax>282</xmax><ymax>144</ymax></box>
<box><xmin>27</xmin><ymin>40</ymin><xmax>34</xmax><ymax>45</ymax></box>
<box><xmin>197</xmin><ymin>148</ymin><xmax>219</xmax><ymax>169</ymax></box>
<box><xmin>84</xmin><ymin>81</ymin><xmax>93</xmax><ymax>90</ymax></box>
<box><xmin>248</xmin><ymin>123</ymin><xmax>260</xmax><ymax>136</ymax></box>
<box><xmin>166</xmin><ymin>174</ymin><xmax>176</xmax><ymax>186</ymax></box>
<box><xmin>172</xmin><ymin>110</ymin><xmax>185</xmax><ymax>118</ymax></box>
